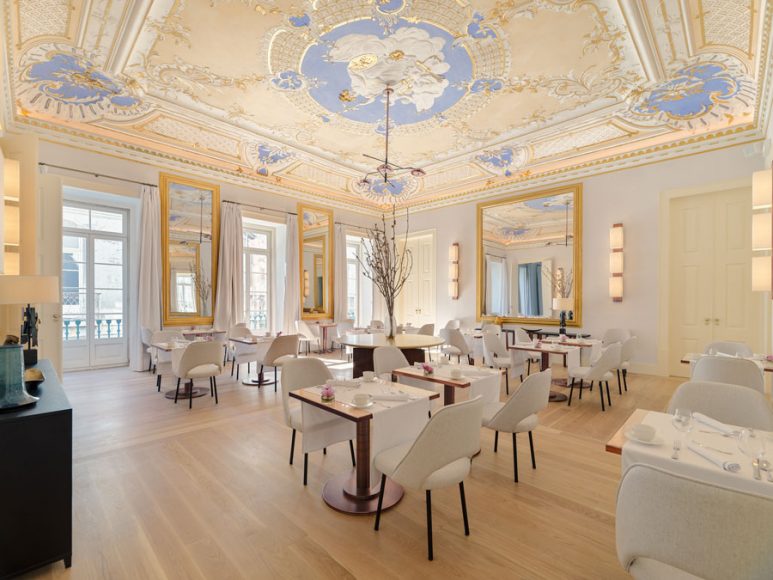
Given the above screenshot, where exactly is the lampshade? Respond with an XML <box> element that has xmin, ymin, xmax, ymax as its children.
<box><xmin>752</xmin><ymin>169</ymin><xmax>772</xmax><ymax>210</ymax></box>
<box><xmin>449</xmin><ymin>262</ymin><xmax>459</xmax><ymax>280</ymax></box>
<box><xmin>449</xmin><ymin>243</ymin><xmax>459</xmax><ymax>262</ymax></box>
<box><xmin>752</xmin><ymin>212</ymin><xmax>772</xmax><ymax>251</ymax></box>
<box><xmin>3</xmin><ymin>159</ymin><xmax>20</xmax><ymax>201</ymax></box>
<box><xmin>609</xmin><ymin>251</ymin><xmax>624</xmax><ymax>274</ymax></box>
<box><xmin>609</xmin><ymin>223</ymin><xmax>624</xmax><ymax>250</ymax></box>
<box><xmin>609</xmin><ymin>277</ymin><xmax>623</xmax><ymax>301</ymax></box>
<box><xmin>552</xmin><ymin>297</ymin><xmax>573</xmax><ymax>311</ymax></box>
<box><xmin>0</xmin><ymin>275</ymin><xmax>60</xmax><ymax>305</ymax></box>
<box><xmin>448</xmin><ymin>281</ymin><xmax>459</xmax><ymax>300</ymax></box>
<box><xmin>752</xmin><ymin>255</ymin><xmax>771</xmax><ymax>292</ymax></box>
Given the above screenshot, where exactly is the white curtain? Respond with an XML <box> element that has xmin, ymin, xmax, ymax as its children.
<box><xmin>130</xmin><ymin>185</ymin><xmax>161</xmax><ymax>371</ymax></box>
<box><xmin>372</xmin><ymin>284</ymin><xmax>385</xmax><ymax>324</ymax></box>
<box><xmin>214</xmin><ymin>202</ymin><xmax>244</xmax><ymax>331</ymax></box>
<box><xmin>334</xmin><ymin>224</ymin><xmax>348</xmax><ymax>322</ymax></box>
<box><xmin>283</xmin><ymin>213</ymin><xmax>300</xmax><ymax>333</ymax></box>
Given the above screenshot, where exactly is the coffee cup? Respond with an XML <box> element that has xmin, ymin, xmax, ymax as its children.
<box><xmin>362</xmin><ymin>371</ymin><xmax>376</xmax><ymax>382</ymax></box>
<box><xmin>450</xmin><ymin>368</ymin><xmax>462</xmax><ymax>379</ymax></box>
<box><xmin>629</xmin><ymin>424</ymin><xmax>656</xmax><ymax>442</ymax></box>
<box><xmin>353</xmin><ymin>393</ymin><xmax>372</xmax><ymax>406</ymax></box>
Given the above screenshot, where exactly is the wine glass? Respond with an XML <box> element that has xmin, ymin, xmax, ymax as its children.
<box><xmin>738</xmin><ymin>429</ymin><xmax>767</xmax><ymax>464</ymax></box>
<box><xmin>671</xmin><ymin>408</ymin><xmax>693</xmax><ymax>459</ymax></box>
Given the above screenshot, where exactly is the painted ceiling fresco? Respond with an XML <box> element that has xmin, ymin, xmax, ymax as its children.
<box><xmin>2</xmin><ymin>0</ymin><xmax>772</xmax><ymax>212</ymax></box>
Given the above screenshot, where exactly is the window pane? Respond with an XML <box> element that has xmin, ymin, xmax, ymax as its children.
<box><xmin>94</xmin><ymin>239</ymin><xmax>123</xmax><ymax>264</ymax></box>
<box><xmin>63</xmin><ymin>206</ymin><xmax>90</xmax><ymax>229</ymax></box>
<box><xmin>91</xmin><ymin>210</ymin><xmax>124</xmax><ymax>233</ymax></box>
<box><xmin>94</xmin><ymin>264</ymin><xmax>123</xmax><ymax>289</ymax></box>
<box><xmin>94</xmin><ymin>289</ymin><xmax>124</xmax><ymax>339</ymax></box>
<box><xmin>244</xmin><ymin>230</ymin><xmax>268</xmax><ymax>249</ymax></box>
<box><xmin>346</xmin><ymin>244</ymin><xmax>358</xmax><ymax>260</ymax></box>
<box><xmin>63</xmin><ymin>235</ymin><xmax>87</xmax><ymax>262</ymax></box>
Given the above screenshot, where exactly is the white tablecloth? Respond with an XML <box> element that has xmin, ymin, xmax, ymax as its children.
<box><xmin>303</xmin><ymin>380</ymin><xmax>431</xmax><ymax>482</ymax></box>
<box><xmin>622</xmin><ymin>411</ymin><xmax>773</xmax><ymax>498</ymax></box>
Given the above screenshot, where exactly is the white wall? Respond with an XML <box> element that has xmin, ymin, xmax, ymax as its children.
<box><xmin>408</xmin><ymin>144</ymin><xmax>766</xmax><ymax>375</ymax></box>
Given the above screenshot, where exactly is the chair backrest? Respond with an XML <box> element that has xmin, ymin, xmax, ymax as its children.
<box><xmin>175</xmin><ymin>341</ymin><xmax>223</xmax><ymax>378</ymax></box>
<box><xmin>279</xmin><ymin>358</ymin><xmax>333</xmax><ymax>428</ymax></box>
<box><xmin>295</xmin><ymin>320</ymin><xmax>316</xmax><ymax>340</ymax></box>
<box><xmin>373</xmin><ymin>346</ymin><xmax>409</xmax><ymax>376</ymax></box>
<box><xmin>336</xmin><ymin>320</ymin><xmax>353</xmax><ymax>338</ymax></box>
<box><xmin>264</xmin><ymin>334</ymin><xmax>300</xmax><ymax>366</ymax></box>
<box><xmin>482</xmin><ymin>323</ymin><xmax>501</xmax><ymax>336</ymax></box>
<box><xmin>418</xmin><ymin>323</ymin><xmax>435</xmax><ymax>336</ymax></box>
<box><xmin>230</xmin><ymin>325</ymin><xmax>253</xmax><ymax>339</ymax></box>
<box><xmin>151</xmin><ymin>330</ymin><xmax>185</xmax><ymax>344</ymax></box>
<box><xmin>488</xmin><ymin>370</ymin><xmax>551</xmax><ymax>432</ymax></box>
<box><xmin>616</xmin><ymin>464</ymin><xmax>773</xmax><ymax>580</ymax></box>
<box><xmin>585</xmin><ymin>343</ymin><xmax>622</xmax><ymax>381</ymax></box>
<box><xmin>390</xmin><ymin>397</ymin><xmax>483</xmax><ymax>490</ymax></box>
<box><xmin>370</xmin><ymin>320</ymin><xmax>384</xmax><ymax>330</ymax></box>
<box><xmin>620</xmin><ymin>336</ymin><xmax>637</xmax><ymax>364</ymax></box>
<box><xmin>691</xmin><ymin>357</ymin><xmax>764</xmax><ymax>392</ymax></box>
<box><xmin>515</xmin><ymin>328</ymin><xmax>531</xmax><ymax>343</ymax></box>
<box><xmin>666</xmin><ymin>381</ymin><xmax>773</xmax><ymax>430</ymax></box>
<box><xmin>482</xmin><ymin>332</ymin><xmax>507</xmax><ymax>363</ymax></box>
<box><xmin>444</xmin><ymin>319</ymin><xmax>461</xmax><ymax>330</ymax></box>
<box><xmin>141</xmin><ymin>327</ymin><xmax>154</xmax><ymax>346</ymax></box>
<box><xmin>602</xmin><ymin>328</ymin><xmax>630</xmax><ymax>345</ymax></box>
<box><xmin>704</xmin><ymin>341</ymin><xmax>753</xmax><ymax>357</ymax></box>
<box><xmin>446</xmin><ymin>328</ymin><xmax>470</xmax><ymax>356</ymax></box>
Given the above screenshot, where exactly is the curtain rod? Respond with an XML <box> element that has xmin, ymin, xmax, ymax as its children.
<box><xmin>38</xmin><ymin>162</ymin><xmax>156</xmax><ymax>188</ymax></box>
<box><xmin>226</xmin><ymin>200</ymin><xmax>367</xmax><ymax>230</ymax></box>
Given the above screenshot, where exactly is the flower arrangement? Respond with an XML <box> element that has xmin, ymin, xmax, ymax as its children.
<box><xmin>320</xmin><ymin>385</ymin><xmax>335</xmax><ymax>402</ymax></box>
<box><xmin>421</xmin><ymin>363</ymin><xmax>434</xmax><ymax>376</ymax></box>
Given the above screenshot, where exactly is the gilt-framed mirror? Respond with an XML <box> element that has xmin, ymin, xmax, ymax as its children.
<box><xmin>298</xmin><ymin>203</ymin><xmax>333</xmax><ymax>320</ymax></box>
<box><xmin>160</xmin><ymin>173</ymin><xmax>220</xmax><ymax>327</ymax></box>
<box><xmin>476</xmin><ymin>184</ymin><xmax>582</xmax><ymax>327</ymax></box>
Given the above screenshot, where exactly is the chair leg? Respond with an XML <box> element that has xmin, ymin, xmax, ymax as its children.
<box><xmin>374</xmin><ymin>474</ymin><xmax>387</xmax><ymax>531</ymax></box>
<box><xmin>231</xmin><ymin>358</ymin><xmax>235</xmax><ymax>376</ymax></box>
<box><xmin>323</xmin><ymin>448</ymin><xmax>326</xmax><ymax>455</ymax></box>
<box><xmin>236</xmin><ymin>364</ymin><xmax>240</xmax><ymax>381</ymax></box>
<box><xmin>617</xmin><ymin>369</ymin><xmax>622</xmax><ymax>395</ymax></box>
<box><xmin>349</xmin><ymin>440</ymin><xmax>356</xmax><ymax>467</ymax></box>
<box><xmin>578</xmin><ymin>379</ymin><xmax>583</xmax><ymax>400</ymax></box>
<box><xmin>156</xmin><ymin>374</ymin><xmax>161</xmax><ymax>392</ymax></box>
<box><xmin>213</xmin><ymin>377</ymin><xmax>218</xmax><ymax>404</ymax></box>
<box><xmin>189</xmin><ymin>379</ymin><xmax>194</xmax><ymax>409</ymax></box>
<box><xmin>568</xmin><ymin>378</ymin><xmax>574</xmax><ymax>406</ymax></box>
<box><xmin>209</xmin><ymin>377</ymin><xmax>214</xmax><ymax>397</ymax></box>
<box><xmin>426</xmin><ymin>490</ymin><xmax>434</xmax><ymax>561</ymax></box>
<box><xmin>528</xmin><ymin>431</ymin><xmax>536</xmax><ymax>469</ymax></box>
<box><xmin>512</xmin><ymin>433</ymin><xmax>519</xmax><ymax>483</ymax></box>
<box><xmin>459</xmin><ymin>482</ymin><xmax>470</xmax><ymax>536</ymax></box>
<box><xmin>289</xmin><ymin>429</ymin><xmax>296</xmax><ymax>465</ymax></box>
<box><xmin>505</xmin><ymin>372</ymin><xmax>509</xmax><ymax>395</ymax></box>
<box><xmin>606</xmin><ymin>381</ymin><xmax>612</xmax><ymax>407</ymax></box>
<box><xmin>623</xmin><ymin>369</ymin><xmax>628</xmax><ymax>391</ymax></box>
<box><xmin>527</xmin><ymin>360</ymin><xmax>531</xmax><ymax>374</ymax></box>
<box><xmin>598</xmin><ymin>380</ymin><xmax>605</xmax><ymax>412</ymax></box>
<box><xmin>148</xmin><ymin>357</ymin><xmax>153</xmax><ymax>372</ymax></box>
<box><xmin>303</xmin><ymin>453</ymin><xmax>308</xmax><ymax>486</ymax></box>
<box><xmin>494</xmin><ymin>430</ymin><xmax>499</xmax><ymax>452</ymax></box>
<box><xmin>274</xmin><ymin>367</ymin><xmax>278</xmax><ymax>392</ymax></box>
<box><xmin>174</xmin><ymin>377</ymin><xmax>180</xmax><ymax>404</ymax></box>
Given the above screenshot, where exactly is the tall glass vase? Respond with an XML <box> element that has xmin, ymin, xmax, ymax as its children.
<box><xmin>0</xmin><ymin>344</ymin><xmax>39</xmax><ymax>409</ymax></box>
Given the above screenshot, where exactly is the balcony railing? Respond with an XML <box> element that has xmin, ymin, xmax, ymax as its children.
<box><xmin>62</xmin><ymin>318</ymin><xmax>124</xmax><ymax>341</ymax></box>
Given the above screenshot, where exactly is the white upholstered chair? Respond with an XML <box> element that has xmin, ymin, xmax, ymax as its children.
<box><xmin>280</xmin><ymin>358</ymin><xmax>355</xmax><ymax>485</ymax></box>
<box><xmin>666</xmin><ymin>381</ymin><xmax>773</xmax><ymax>430</ymax></box>
<box><xmin>171</xmin><ymin>341</ymin><xmax>224</xmax><ymax>409</ymax></box>
<box><xmin>481</xmin><ymin>370</ymin><xmax>551</xmax><ymax>482</ymax></box>
<box><xmin>691</xmin><ymin>356</ymin><xmax>764</xmax><ymax>393</ymax></box>
<box><xmin>150</xmin><ymin>329</ymin><xmax>185</xmax><ymax>391</ymax></box>
<box><xmin>295</xmin><ymin>320</ymin><xmax>321</xmax><ymax>354</ymax></box>
<box><xmin>141</xmin><ymin>327</ymin><xmax>154</xmax><ymax>372</ymax></box>
<box><xmin>373</xmin><ymin>345</ymin><xmax>409</xmax><ymax>382</ymax></box>
<box><xmin>482</xmin><ymin>323</ymin><xmax>502</xmax><ymax>336</ymax></box>
<box><xmin>441</xmin><ymin>328</ymin><xmax>473</xmax><ymax>365</ymax></box>
<box><xmin>256</xmin><ymin>334</ymin><xmax>299</xmax><ymax>392</ymax></box>
<box><xmin>373</xmin><ymin>396</ymin><xmax>484</xmax><ymax>561</ymax></box>
<box><xmin>619</xmin><ymin>336</ymin><xmax>637</xmax><ymax>392</ymax></box>
<box><xmin>418</xmin><ymin>323</ymin><xmax>435</xmax><ymax>335</ymax></box>
<box><xmin>369</xmin><ymin>320</ymin><xmax>385</xmax><ymax>333</ymax></box>
<box><xmin>515</xmin><ymin>327</ymin><xmax>540</xmax><ymax>373</ymax></box>
<box><xmin>482</xmin><ymin>331</ymin><xmax>524</xmax><ymax>395</ymax></box>
<box><xmin>703</xmin><ymin>340</ymin><xmax>753</xmax><ymax>357</ymax></box>
<box><xmin>228</xmin><ymin>325</ymin><xmax>260</xmax><ymax>380</ymax></box>
<box><xmin>444</xmin><ymin>319</ymin><xmax>461</xmax><ymax>330</ymax></box>
<box><xmin>568</xmin><ymin>343</ymin><xmax>621</xmax><ymax>411</ymax></box>
<box><xmin>331</xmin><ymin>320</ymin><xmax>353</xmax><ymax>357</ymax></box>
<box><xmin>602</xmin><ymin>328</ymin><xmax>631</xmax><ymax>346</ymax></box>
<box><xmin>616</xmin><ymin>463</ymin><xmax>773</xmax><ymax>579</ymax></box>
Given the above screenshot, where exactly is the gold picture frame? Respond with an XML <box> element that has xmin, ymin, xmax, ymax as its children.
<box><xmin>298</xmin><ymin>203</ymin><xmax>334</xmax><ymax>320</ymax></box>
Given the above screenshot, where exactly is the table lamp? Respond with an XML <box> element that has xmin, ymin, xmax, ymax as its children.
<box><xmin>0</xmin><ymin>275</ymin><xmax>60</xmax><ymax>367</ymax></box>
<box><xmin>552</xmin><ymin>297</ymin><xmax>573</xmax><ymax>335</ymax></box>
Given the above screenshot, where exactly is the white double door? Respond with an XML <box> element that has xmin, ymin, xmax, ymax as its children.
<box><xmin>669</xmin><ymin>188</ymin><xmax>764</xmax><ymax>376</ymax></box>
<box><xmin>397</xmin><ymin>232</ymin><xmax>436</xmax><ymax>327</ymax></box>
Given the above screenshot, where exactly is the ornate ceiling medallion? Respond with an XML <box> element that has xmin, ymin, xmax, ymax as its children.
<box><xmin>475</xmin><ymin>146</ymin><xmax>528</xmax><ymax>177</ymax></box>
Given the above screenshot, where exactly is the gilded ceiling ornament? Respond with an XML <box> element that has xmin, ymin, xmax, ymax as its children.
<box><xmin>244</xmin><ymin>141</ymin><xmax>294</xmax><ymax>175</ymax></box>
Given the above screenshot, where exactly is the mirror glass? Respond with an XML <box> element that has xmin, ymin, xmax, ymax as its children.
<box><xmin>161</xmin><ymin>174</ymin><xmax>220</xmax><ymax>326</ymax></box>
<box><xmin>478</xmin><ymin>184</ymin><xmax>582</xmax><ymax>326</ymax></box>
<box><xmin>299</xmin><ymin>204</ymin><xmax>333</xmax><ymax>319</ymax></box>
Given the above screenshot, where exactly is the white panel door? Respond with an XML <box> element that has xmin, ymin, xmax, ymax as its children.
<box><xmin>397</xmin><ymin>233</ymin><xmax>436</xmax><ymax>327</ymax></box>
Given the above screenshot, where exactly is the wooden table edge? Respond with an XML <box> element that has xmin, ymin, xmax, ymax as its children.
<box><xmin>289</xmin><ymin>388</ymin><xmax>440</xmax><ymax>422</ymax></box>
<box><xmin>605</xmin><ymin>408</ymin><xmax>650</xmax><ymax>455</ymax></box>
<box><xmin>392</xmin><ymin>369</ymin><xmax>471</xmax><ymax>388</ymax></box>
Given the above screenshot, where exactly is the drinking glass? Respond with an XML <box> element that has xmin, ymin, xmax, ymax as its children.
<box><xmin>738</xmin><ymin>429</ymin><xmax>767</xmax><ymax>461</ymax></box>
<box><xmin>671</xmin><ymin>408</ymin><xmax>693</xmax><ymax>450</ymax></box>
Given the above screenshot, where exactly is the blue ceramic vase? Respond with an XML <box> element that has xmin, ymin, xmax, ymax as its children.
<box><xmin>0</xmin><ymin>344</ymin><xmax>38</xmax><ymax>409</ymax></box>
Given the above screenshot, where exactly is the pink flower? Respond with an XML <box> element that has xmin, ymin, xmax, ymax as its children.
<box><xmin>321</xmin><ymin>385</ymin><xmax>335</xmax><ymax>398</ymax></box>
<box><xmin>421</xmin><ymin>363</ymin><xmax>433</xmax><ymax>373</ymax></box>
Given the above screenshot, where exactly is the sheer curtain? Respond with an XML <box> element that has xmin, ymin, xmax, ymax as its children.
<box><xmin>214</xmin><ymin>202</ymin><xmax>244</xmax><ymax>331</ymax></box>
<box><xmin>130</xmin><ymin>185</ymin><xmax>161</xmax><ymax>371</ymax></box>
<box><xmin>333</xmin><ymin>224</ymin><xmax>348</xmax><ymax>322</ymax></box>
<box><xmin>282</xmin><ymin>214</ymin><xmax>300</xmax><ymax>333</ymax></box>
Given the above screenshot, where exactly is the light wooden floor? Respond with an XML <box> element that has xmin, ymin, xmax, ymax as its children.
<box><xmin>25</xmin><ymin>356</ymin><xmax>683</xmax><ymax>579</ymax></box>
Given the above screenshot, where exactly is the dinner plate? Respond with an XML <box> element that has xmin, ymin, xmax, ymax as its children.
<box><xmin>624</xmin><ymin>428</ymin><xmax>664</xmax><ymax>446</ymax></box>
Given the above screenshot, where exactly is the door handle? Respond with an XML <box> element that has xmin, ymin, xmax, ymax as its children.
<box><xmin>714</xmin><ymin>318</ymin><xmax>720</xmax><ymax>325</ymax></box>
<box><xmin>704</xmin><ymin>318</ymin><xmax>710</xmax><ymax>325</ymax></box>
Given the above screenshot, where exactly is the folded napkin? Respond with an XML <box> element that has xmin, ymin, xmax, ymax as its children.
<box><xmin>371</xmin><ymin>394</ymin><xmax>410</xmax><ymax>402</ymax></box>
<box><xmin>693</xmin><ymin>412</ymin><xmax>737</xmax><ymax>435</ymax></box>
<box><xmin>325</xmin><ymin>379</ymin><xmax>361</xmax><ymax>388</ymax></box>
<box><xmin>687</xmin><ymin>442</ymin><xmax>741</xmax><ymax>472</ymax></box>
<box><xmin>713</xmin><ymin>351</ymin><xmax>737</xmax><ymax>358</ymax></box>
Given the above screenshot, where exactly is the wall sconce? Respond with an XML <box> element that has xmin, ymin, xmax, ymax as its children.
<box><xmin>752</xmin><ymin>169</ymin><xmax>772</xmax><ymax>292</ymax></box>
<box><xmin>303</xmin><ymin>270</ymin><xmax>310</xmax><ymax>298</ymax></box>
<box><xmin>609</xmin><ymin>223</ymin><xmax>623</xmax><ymax>302</ymax></box>
<box><xmin>448</xmin><ymin>242</ymin><xmax>459</xmax><ymax>300</ymax></box>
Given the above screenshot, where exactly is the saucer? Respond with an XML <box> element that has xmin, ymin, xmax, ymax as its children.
<box><xmin>624</xmin><ymin>428</ymin><xmax>663</xmax><ymax>446</ymax></box>
<box><xmin>349</xmin><ymin>399</ymin><xmax>374</xmax><ymax>409</ymax></box>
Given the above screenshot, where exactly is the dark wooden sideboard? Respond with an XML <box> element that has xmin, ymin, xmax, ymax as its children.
<box><xmin>0</xmin><ymin>359</ymin><xmax>72</xmax><ymax>578</ymax></box>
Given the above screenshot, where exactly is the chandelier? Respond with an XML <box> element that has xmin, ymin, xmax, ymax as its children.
<box><xmin>358</xmin><ymin>87</ymin><xmax>425</xmax><ymax>191</ymax></box>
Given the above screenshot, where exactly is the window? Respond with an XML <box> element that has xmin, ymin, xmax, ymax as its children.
<box><xmin>243</xmin><ymin>226</ymin><xmax>272</xmax><ymax>332</ymax></box>
<box><xmin>347</xmin><ymin>243</ymin><xmax>360</xmax><ymax>324</ymax></box>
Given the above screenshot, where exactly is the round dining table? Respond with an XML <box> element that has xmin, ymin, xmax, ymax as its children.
<box><xmin>340</xmin><ymin>333</ymin><xmax>445</xmax><ymax>377</ymax></box>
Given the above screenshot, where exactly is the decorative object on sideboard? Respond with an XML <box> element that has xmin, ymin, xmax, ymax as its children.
<box><xmin>751</xmin><ymin>168</ymin><xmax>772</xmax><ymax>292</ymax></box>
<box><xmin>609</xmin><ymin>223</ymin><xmax>624</xmax><ymax>302</ymax></box>
<box><xmin>449</xmin><ymin>243</ymin><xmax>459</xmax><ymax>300</ymax></box>
<box><xmin>543</xmin><ymin>265</ymin><xmax>574</xmax><ymax>325</ymax></box>
<box><xmin>552</xmin><ymin>297</ymin><xmax>573</xmax><ymax>335</ymax></box>
<box><xmin>0</xmin><ymin>344</ymin><xmax>38</xmax><ymax>409</ymax></box>
<box><xmin>0</xmin><ymin>275</ymin><xmax>61</xmax><ymax>367</ymax></box>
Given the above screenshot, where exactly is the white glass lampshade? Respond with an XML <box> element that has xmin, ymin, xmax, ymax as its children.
<box><xmin>752</xmin><ymin>213</ymin><xmax>772</xmax><ymax>251</ymax></box>
<box><xmin>3</xmin><ymin>159</ymin><xmax>20</xmax><ymax>201</ymax></box>
<box><xmin>609</xmin><ymin>224</ymin><xmax>624</xmax><ymax>250</ymax></box>
<box><xmin>752</xmin><ymin>255</ymin><xmax>771</xmax><ymax>292</ymax></box>
<box><xmin>609</xmin><ymin>276</ymin><xmax>623</xmax><ymax>301</ymax></box>
<box><xmin>609</xmin><ymin>251</ymin><xmax>624</xmax><ymax>274</ymax></box>
<box><xmin>449</xmin><ymin>243</ymin><xmax>459</xmax><ymax>262</ymax></box>
<box><xmin>0</xmin><ymin>275</ymin><xmax>60</xmax><ymax>305</ymax></box>
<box><xmin>552</xmin><ymin>297</ymin><xmax>573</xmax><ymax>311</ymax></box>
<box><xmin>448</xmin><ymin>281</ymin><xmax>459</xmax><ymax>300</ymax></box>
<box><xmin>449</xmin><ymin>262</ymin><xmax>459</xmax><ymax>280</ymax></box>
<box><xmin>752</xmin><ymin>169</ymin><xmax>772</xmax><ymax>210</ymax></box>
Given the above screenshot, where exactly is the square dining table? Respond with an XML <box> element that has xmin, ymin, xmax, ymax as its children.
<box><xmin>392</xmin><ymin>364</ymin><xmax>504</xmax><ymax>405</ymax></box>
<box><xmin>508</xmin><ymin>343</ymin><xmax>581</xmax><ymax>402</ymax></box>
<box><xmin>228</xmin><ymin>335</ymin><xmax>275</xmax><ymax>386</ymax></box>
<box><xmin>289</xmin><ymin>381</ymin><xmax>439</xmax><ymax>515</ymax></box>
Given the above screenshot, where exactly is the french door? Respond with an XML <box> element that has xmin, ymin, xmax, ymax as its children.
<box><xmin>62</xmin><ymin>204</ymin><xmax>128</xmax><ymax>370</ymax></box>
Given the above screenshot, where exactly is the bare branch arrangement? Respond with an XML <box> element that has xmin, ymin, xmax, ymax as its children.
<box><xmin>357</xmin><ymin>205</ymin><xmax>413</xmax><ymax>338</ymax></box>
<box><xmin>542</xmin><ymin>265</ymin><xmax>573</xmax><ymax>300</ymax></box>
<box><xmin>188</xmin><ymin>260</ymin><xmax>211</xmax><ymax>306</ymax></box>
